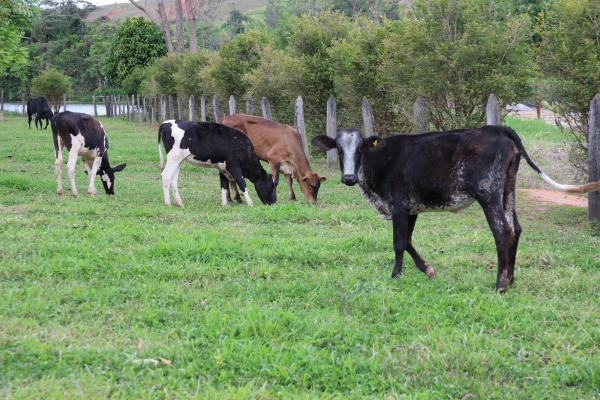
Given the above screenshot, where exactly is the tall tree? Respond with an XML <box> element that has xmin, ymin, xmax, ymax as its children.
<box><xmin>174</xmin><ymin>0</ymin><xmax>185</xmax><ymax>53</ymax></box>
<box><xmin>127</xmin><ymin>0</ymin><xmax>173</xmax><ymax>53</ymax></box>
<box><xmin>185</xmin><ymin>0</ymin><xmax>197</xmax><ymax>52</ymax></box>
<box><xmin>0</xmin><ymin>0</ymin><xmax>38</xmax><ymax>73</ymax></box>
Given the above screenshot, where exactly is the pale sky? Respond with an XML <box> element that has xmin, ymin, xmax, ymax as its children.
<box><xmin>91</xmin><ymin>0</ymin><xmax>129</xmax><ymax>6</ymax></box>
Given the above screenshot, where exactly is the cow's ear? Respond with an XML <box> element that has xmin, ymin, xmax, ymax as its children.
<box><xmin>319</xmin><ymin>175</ymin><xmax>326</xmax><ymax>182</ymax></box>
<box><xmin>112</xmin><ymin>163</ymin><xmax>127</xmax><ymax>173</ymax></box>
<box><xmin>364</xmin><ymin>136</ymin><xmax>386</xmax><ymax>150</ymax></box>
<box><xmin>311</xmin><ymin>135</ymin><xmax>336</xmax><ymax>151</ymax></box>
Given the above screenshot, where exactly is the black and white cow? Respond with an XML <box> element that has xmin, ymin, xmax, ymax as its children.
<box><xmin>312</xmin><ymin>126</ymin><xmax>600</xmax><ymax>293</ymax></box>
<box><xmin>158</xmin><ymin>120</ymin><xmax>276</xmax><ymax>207</ymax></box>
<box><xmin>27</xmin><ymin>96</ymin><xmax>54</xmax><ymax>130</ymax></box>
<box><xmin>51</xmin><ymin>111</ymin><xmax>127</xmax><ymax>196</ymax></box>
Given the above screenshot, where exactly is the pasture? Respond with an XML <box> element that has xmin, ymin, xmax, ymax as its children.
<box><xmin>0</xmin><ymin>115</ymin><xmax>599</xmax><ymax>399</ymax></box>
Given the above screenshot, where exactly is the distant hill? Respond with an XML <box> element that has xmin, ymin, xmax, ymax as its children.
<box><xmin>87</xmin><ymin>0</ymin><xmax>269</xmax><ymax>24</ymax></box>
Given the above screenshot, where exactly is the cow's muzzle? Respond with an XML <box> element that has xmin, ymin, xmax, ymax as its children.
<box><xmin>341</xmin><ymin>174</ymin><xmax>358</xmax><ymax>186</ymax></box>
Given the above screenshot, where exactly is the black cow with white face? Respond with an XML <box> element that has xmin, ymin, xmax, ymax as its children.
<box><xmin>51</xmin><ymin>111</ymin><xmax>127</xmax><ymax>196</ymax></box>
<box><xmin>312</xmin><ymin>126</ymin><xmax>600</xmax><ymax>293</ymax></box>
<box><xmin>27</xmin><ymin>97</ymin><xmax>54</xmax><ymax>130</ymax></box>
<box><xmin>158</xmin><ymin>120</ymin><xmax>276</xmax><ymax>207</ymax></box>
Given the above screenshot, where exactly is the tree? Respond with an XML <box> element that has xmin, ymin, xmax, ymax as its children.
<box><xmin>31</xmin><ymin>68</ymin><xmax>72</xmax><ymax>111</ymax></box>
<box><xmin>379</xmin><ymin>0</ymin><xmax>535</xmax><ymax>130</ymax></box>
<box><xmin>185</xmin><ymin>0</ymin><xmax>225</xmax><ymax>52</ymax></box>
<box><xmin>127</xmin><ymin>0</ymin><xmax>174</xmax><ymax>53</ymax></box>
<box><xmin>104</xmin><ymin>17</ymin><xmax>168</xmax><ymax>83</ymax></box>
<box><xmin>222</xmin><ymin>10</ymin><xmax>251</xmax><ymax>34</ymax></box>
<box><xmin>0</xmin><ymin>0</ymin><xmax>38</xmax><ymax>73</ymax></box>
<box><xmin>534</xmin><ymin>0</ymin><xmax>600</xmax><ymax>174</ymax></box>
<box><xmin>174</xmin><ymin>0</ymin><xmax>185</xmax><ymax>53</ymax></box>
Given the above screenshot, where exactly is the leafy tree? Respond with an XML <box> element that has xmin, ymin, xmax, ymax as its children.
<box><xmin>211</xmin><ymin>30</ymin><xmax>269</xmax><ymax>99</ymax></box>
<box><xmin>104</xmin><ymin>17</ymin><xmax>167</xmax><ymax>83</ymax></box>
<box><xmin>222</xmin><ymin>10</ymin><xmax>251</xmax><ymax>34</ymax></box>
<box><xmin>31</xmin><ymin>68</ymin><xmax>72</xmax><ymax>110</ymax></box>
<box><xmin>0</xmin><ymin>0</ymin><xmax>38</xmax><ymax>73</ymax></box>
<box><xmin>534</xmin><ymin>0</ymin><xmax>600</xmax><ymax>174</ymax></box>
<box><xmin>121</xmin><ymin>66</ymin><xmax>146</xmax><ymax>95</ymax></box>
<box><xmin>379</xmin><ymin>0</ymin><xmax>535</xmax><ymax>130</ymax></box>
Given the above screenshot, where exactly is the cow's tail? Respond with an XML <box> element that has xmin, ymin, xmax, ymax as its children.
<box><xmin>503</xmin><ymin>126</ymin><xmax>600</xmax><ymax>194</ymax></box>
<box><xmin>158</xmin><ymin>124</ymin><xmax>165</xmax><ymax>172</ymax></box>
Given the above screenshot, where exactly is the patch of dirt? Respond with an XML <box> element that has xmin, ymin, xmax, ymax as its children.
<box><xmin>517</xmin><ymin>189</ymin><xmax>587</xmax><ymax>207</ymax></box>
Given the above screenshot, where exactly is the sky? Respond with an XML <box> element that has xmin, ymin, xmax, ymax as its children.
<box><xmin>91</xmin><ymin>0</ymin><xmax>129</xmax><ymax>6</ymax></box>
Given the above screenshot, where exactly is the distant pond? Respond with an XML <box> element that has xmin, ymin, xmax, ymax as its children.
<box><xmin>3</xmin><ymin>102</ymin><xmax>110</xmax><ymax>116</ymax></box>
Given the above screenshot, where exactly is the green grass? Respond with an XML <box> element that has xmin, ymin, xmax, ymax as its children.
<box><xmin>1</xmin><ymin>116</ymin><xmax>599</xmax><ymax>399</ymax></box>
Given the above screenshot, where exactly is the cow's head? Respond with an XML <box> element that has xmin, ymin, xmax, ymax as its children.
<box><xmin>254</xmin><ymin>173</ymin><xmax>277</xmax><ymax>205</ymax></box>
<box><xmin>87</xmin><ymin>163</ymin><xmax>127</xmax><ymax>195</ymax></box>
<box><xmin>43</xmin><ymin>108</ymin><xmax>54</xmax><ymax>120</ymax></box>
<box><xmin>299</xmin><ymin>172</ymin><xmax>326</xmax><ymax>204</ymax></box>
<box><xmin>311</xmin><ymin>128</ymin><xmax>386</xmax><ymax>186</ymax></box>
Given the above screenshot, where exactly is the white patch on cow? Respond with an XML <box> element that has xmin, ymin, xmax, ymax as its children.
<box><xmin>337</xmin><ymin>131</ymin><xmax>363</xmax><ymax>177</ymax></box>
<box><xmin>221</xmin><ymin>188</ymin><xmax>228</xmax><ymax>206</ymax></box>
<box><xmin>101</xmin><ymin>172</ymin><xmax>112</xmax><ymax>189</ymax></box>
<box><xmin>280</xmin><ymin>161</ymin><xmax>293</xmax><ymax>175</ymax></box>
<box><xmin>243</xmin><ymin>188</ymin><xmax>254</xmax><ymax>207</ymax></box>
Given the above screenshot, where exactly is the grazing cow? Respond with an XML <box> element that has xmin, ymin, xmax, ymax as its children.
<box><xmin>158</xmin><ymin>120</ymin><xmax>276</xmax><ymax>207</ymax></box>
<box><xmin>312</xmin><ymin>126</ymin><xmax>600</xmax><ymax>293</ymax></box>
<box><xmin>27</xmin><ymin>97</ymin><xmax>54</xmax><ymax>130</ymax></box>
<box><xmin>220</xmin><ymin>114</ymin><xmax>326</xmax><ymax>203</ymax></box>
<box><xmin>51</xmin><ymin>111</ymin><xmax>127</xmax><ymax>196</ymax></box>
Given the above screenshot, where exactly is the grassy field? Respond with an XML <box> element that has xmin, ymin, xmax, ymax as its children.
<box><xmin>0</xmin><ymin>114</ymin><xmax>599</xmax><ymax>399</ymax></box>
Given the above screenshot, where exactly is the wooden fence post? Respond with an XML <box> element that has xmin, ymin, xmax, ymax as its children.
<box><xmin>22</xmin><ymin>93</ymin><xmax>26</xmax><ymax>117</ymax></box>
<box><xmin>213</xmin><ymin>95</ymin><xmax>220</xmax><ymax>121</ymax></box>
<box><xmin>127</xmin><ymin>95</ymin><xmax>131</xmax><ymax>120</ymax></box>
<box><xmin>246</xmin><ymin>95</ymin><xmax>253</xmax><ymax>115</ymax></box>
<box><xmin>327</xmin><ymin>95</ymin><xmax>337</xmax><ymax>168</ymax></box>
<box><xmin>149</xmin><ymin>96</ymin><xmax>153</xmax><ymax>124</ymax></box>
<box><xmin>362</xmin><ymin>96</ymin><xmax>375</xmax><ymax>137</ymax></box>
<box><xmin>168</xmin><ymin>95</ymin><xmax>174</xmax><ymax>120</ymax></box>
<box><xmin>295</xmin><ymin>96</ymin><xmax>309</xmax><ymax>158</ymax></box>
<box><xmin>261</xmin><ymin>97</ymin><xmax>272</xmax><ymax>120</ymax></box>
<box><xmin>177</xmin><ymin>95</ymin><xmax>183</xmax><ymax>120</ymax></box>
<box><xmin>0</xmin><ymin>90</ymin><xmax>4</xmax><ymax>122</ymax></box>
<box><xmin>189</xmin><ymin>95</ymin><xmax>195</xmax><ymax>121</ymax></box>
<box><xmin>229</xmin><ymin>95</ymin><xmax>236</xmax><ymax>115</ymax></box>
<box><xmin>105</xmin><ymin>95</ymin><xmax>110</xmax><ymax>117</ymax></box>
<box><xmin>112</xmin><ymin>95</ymin><xmax>116</xmax><ymax>117</ymax></box>
<box><xmin>63</xmin><ymin>93</ymin><xmax>67</xmax><ymax>111</ymax></box>
<box><xmin>486</xmin><ymin>94</ymin><xmax>501</xmax><ymax>126</ymax></box>
<box><xmin>161</xmin><ymin>95</ymin><xmax>166</xmax><ymax>122</ymax></box>
<box><xmin>130</xmin><ymin>95</ymin><xmax>133</xmax><ymax>121</ymax></box>
<box><xmin>414</xmin><ymin>97</ymin><xmax>429</xmax><ymax>134</ymax></box>
<box><xmin>93</xmin><ymin>95</ymin><xmax>97</xmax><ymax>117</ymax></box>
<box><xmin>137</xmin><ymin>95</ymin><xmax>141</xmax><ymax>123</ymax></box>
<box><xmin>589</xmin><ymin>94</ymin><xmax>600</xmax><ymax>226</ymax></box>
<box><xmin>142</xmin><ymin>96</ymin><xmax>146</xmax><ymax>122</ymax></box>
<box><xmin>201</xmin><ymin>95</ymin><xmax>206</xmax><ymax>122</ymax></box>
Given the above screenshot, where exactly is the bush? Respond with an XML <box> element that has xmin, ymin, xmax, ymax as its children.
<box><xmin>534</xmin><ymin>0</ymin><xmax>600</xmax><ymax>174</ymax></box>
<box><xmin>31</xmin><ymin>68</ymin><xmax>73</xmax><ymax>111</ymax></box>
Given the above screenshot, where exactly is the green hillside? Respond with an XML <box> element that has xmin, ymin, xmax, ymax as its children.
<box><xmin>87</xmin><ymin>0</ymin><xmax>269</xmax><ymax>24</ymax></box>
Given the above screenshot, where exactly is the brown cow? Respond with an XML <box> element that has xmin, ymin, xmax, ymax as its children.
<box><xmin>219</xmin><ymin>114</ymin><xmax>326</xmax><ymax>203</ymax></box>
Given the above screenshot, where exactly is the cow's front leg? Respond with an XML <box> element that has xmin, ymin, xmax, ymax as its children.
<box><xmin>284</xmin><ymin>174</ymin><xmax>296</xmax><ymax>201</ymax></box>
<box><xmin>229</xmin><ymin>181</ymin><xmax>243</xmax><ymax>203</ymax></box>
<box><xmin>228</xmin><ymin>167</ymin><xmax>253</xmax><ymax>206</ymax></box>
<box><xmin>481</xmin><ymin>200</ymin><xmax>512</xmax><ymax>293</ymax></box>
<box><xmin>391</xmin><ymin>208</ymin><xmax>411</xmax><ymax>278</ymax></box>
<box><xmin>66</xmin><ymin>146</ymin><xmax>81</xmax><ymax>197</ymax></box>
<box><xmin>169</xmin><ymin>162</ymin><xmax>184</xmax><ymax>207</ymax></box>
<box><xmin>44</xmin><ymin>118</ymin><xmax>50</xmax><ymax>130</ymax></box>
<box><xmin>405</xmin><ymin>214</ymin><xmax>436</xmax><ymax>278</ymax></box>
<box><xmin>87</xmin><ymin>157</ymin><xmax>102</xmax><ymax>196</ymax></box>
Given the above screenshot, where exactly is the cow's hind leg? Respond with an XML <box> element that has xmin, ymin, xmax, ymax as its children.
<box><xmin>28</xmin><ymin>114</ymin><xmax>32</xmax><ymax>129</ymax></box>
<box><xmin>220</xmin><ymin>173</ymin><xmax>233</xmax><ymax>206</ymax></box>
<box><xmin>227</xmin><ymin>167</ymin><xmax>253</xmax><ymax>206</ymax></box>
<box><xmin>66</xmin><ymin>144</ymin><xmax>81</xmax><ymax>197</ymax></box>
<box><xmin>229</xmin><ymin>181</ymin><xmax>243</xmax><ymax>204</ymax></box>
<box><xmin>54</xmin><ymin>142</ymin><xmax>64</xmax><ymax>196</ymax></box>
<box><xmin>161</xmin><ymin>152</ymin><xmax>184</xmax><ymax>206</ymax></box>
<box><xmin>504</xmin><ymin>154</ymin><xmax>522</xmax><ymax>285</ymax></box>
<box><xmin>480</xmin><ymin>198</ymin><xmax>514</xmax><ymax>293</ymax></box>
<box><xmin>405</xmin><ymin>214</ymin><xmax>436</xmax><ymax>278</ymax></box>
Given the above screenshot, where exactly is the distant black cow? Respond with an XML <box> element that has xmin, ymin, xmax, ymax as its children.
<box><xmin>27</xmin><ymin>97</ymin><xmax>54</xmax><ymax>130</ymax></box>
<box><xmin>51</xmin><ymin>111</ymin><xmax>127</xmax><ymax>196</ymax></box>
<box><xmin>158</xmin><ymin>120</ymin><xmax>276</xmax><ymax>207</ymax></box>
<box><xmin>312</xmin><ymin>126</ymin><xmax>600</xmax><ymax>293</ymax></box>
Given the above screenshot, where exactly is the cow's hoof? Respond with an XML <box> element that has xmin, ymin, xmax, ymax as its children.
<box><xmin>497</xmin><ymin>287</ymin><xmax>508</xmax><ymax>294</ymax></box>
<box><xmin>425</xmin><ymin>263</ymin><xmax>437</xmax><ymax>279</ymax></box>
<box><xmin>57</xmin><ymin>189</ymin><xmax>63</xmax><ymax>196</ymax></box>
<box><xmin>174</xmin><ymin>201</ymin><xmax>184</xmax><ymax>208</ymax></box>
<box><xmin>87</xmin><ymin>189</ymin><xmax>97</xmax><ymax>196</ymax></box>
<box><xmin>71</xmin><ymin>193</ymin><xmax>79</xmax><ymax>197</ymax></box>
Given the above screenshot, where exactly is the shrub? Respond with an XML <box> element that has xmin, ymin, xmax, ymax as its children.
<box><xmin>31</xmin><ymin>68</ymin><xmax>73</xmax><ymax>111</ymax></box>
